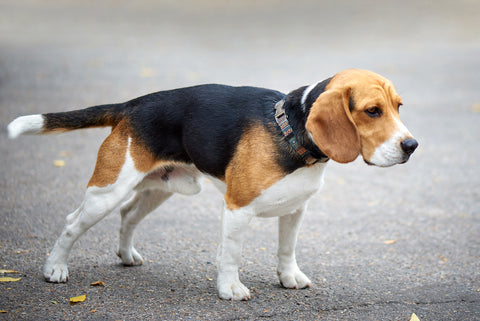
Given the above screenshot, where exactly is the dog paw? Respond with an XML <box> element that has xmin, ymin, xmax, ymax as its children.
<box><xmin>277</xmin><ymin>268</ymin><xmax>312</xmax><ymax>289</ymax></box>
<box><xmin>217</xmin><ymin>275</ymin><xmax>251</xmax><ymax>301</ymax></box>
<box><xmin>44</xmin><ymin>263</ymin><xmax>69</xmax><ymax>283</ymax></box>
<box><xmin>117</xmin><ymin>247</ymin><xmax>144</xmax><ymax>266</ymax></box>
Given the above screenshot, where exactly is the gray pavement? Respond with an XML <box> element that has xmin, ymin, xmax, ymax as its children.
<box><xmin>1</xmin><ymin>1</ymin><xmax>479</xmax><ymax>320</ymax></box>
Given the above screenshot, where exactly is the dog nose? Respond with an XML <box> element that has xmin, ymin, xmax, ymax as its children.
<box><xmin>400</xmin><ymin>138</ymin><xmax>418</xmax><ymax>156</ymax></box>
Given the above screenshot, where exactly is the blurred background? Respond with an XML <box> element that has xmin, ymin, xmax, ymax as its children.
<box><xmin>1</xmin><ymin>1</ymin><xmax>479</xmax><ymax>320</ymax></box>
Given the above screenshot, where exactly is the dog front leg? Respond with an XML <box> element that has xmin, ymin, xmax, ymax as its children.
<box><xmin>216</xmin><ymin>205</ymin><xmax>253</xmax><ymax>300</ymax></box>
<box><xmin>277</xmin><ymin>206</ymin><xmax>312</xmax><ymax>289</ymax></box>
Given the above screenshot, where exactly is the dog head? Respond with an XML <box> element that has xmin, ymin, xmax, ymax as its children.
<box><xmin>305</xmin><ymin>69</ymin><xmax>417</xmax><ymax>167</ymax></box>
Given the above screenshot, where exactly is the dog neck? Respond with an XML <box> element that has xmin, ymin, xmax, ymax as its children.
<box><xmin>275</xmin><ymin>89</ymin><xmax>329</xmax><ymax>164</ymax></box>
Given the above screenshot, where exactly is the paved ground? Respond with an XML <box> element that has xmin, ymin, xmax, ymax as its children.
<box><xmin>1</xmin><ymin>0</ymin><xmax>479</xmax><ymax>320</ymax></box>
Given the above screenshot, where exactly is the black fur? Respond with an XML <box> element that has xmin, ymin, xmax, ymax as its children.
<box><xmin>125</xmin><ymin>84</ymin><xmax>285</xmax><ymax>177</ymax></box>
<box><xmin>281</xmin><ymin>77</ymin><xmax>333</xmax><ymax>167</ymax></box>
<box><xmin>42</xmin><ymin>80</ymin><xmax>334</xmax><ymax>179</ymax></box>
<box><xmin>44</xmin><ymin>104</ymin><xmax>124</xmax><ymax>131</ymax></box>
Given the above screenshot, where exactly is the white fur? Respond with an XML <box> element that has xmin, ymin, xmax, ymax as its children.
<box><xmin>215</xmin><ymin>163</ymin><xmax>326</xmax><ymax>300</ymax></box>
<box><xmin>136</xmin><ymin>163</ymin><xmax>204</xmax><ymax>195</ymax></box>
<box><xmin>369</xmin><ymin>121</ymin><xmax>412</xmax><ymax>167</ymax></box>
<box><xmin>40</xmin><ymin>131</ymin><xmax>327</xmax><ymax>300</ymax></box>
<box><xmin>44</xmin><ymin>143</ymin><xmax>146</xmax><ymax>282</ymax></box>
<box><xmin>43</xmin><ymin>138</ymin><xmax>206</xmax><ymax>282</ymax></box>
<box><xmin>301</xmin><ymin>82</ymin><xmax>320</xmax><ymax>109</ymax></box>
<box><xmin>7</xmin><ymin>114</ymin><xmax>44</xmax><ymax>138</ymax></box>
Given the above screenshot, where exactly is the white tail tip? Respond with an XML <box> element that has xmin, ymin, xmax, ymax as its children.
<box><xmin>7</xmin><ymin>114</ymin><xmax>44</xmax><ymax>139</ymax></box>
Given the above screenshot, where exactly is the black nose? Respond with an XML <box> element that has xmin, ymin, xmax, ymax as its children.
<box><xmin>400</xmin><ymin>139</ymin><xmax>418</xmax><ymax>156</ymax></box>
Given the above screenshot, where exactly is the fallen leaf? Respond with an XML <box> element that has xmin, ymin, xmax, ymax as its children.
<box><xmin>51</xmin><ymin>301</ymin><xmax>58</xmax><ymax>305</ymax></box>
<box><xmin>0</xmin><ymin>277</ymin><xmax>21</xmax><ymax>282</ymax></box>
<box><xmin>53</xmin><ymin>160</ymin><xmax>66</xmax><ymax>167</ymax></box>
<box><xmin>90</xmin><ymin>281</ymin><xmax>106</xmax><ymax>287</ymax></box>
<box><xmin>471</xmin><ymin>103</ymin><xmax>480</xmax><ymax>113</ymax></box>
<box><xmin>259</xmin><ymin>247</ymin><xmax>266</xmax><ymax>251</ymax></box>
<box><xmin>0</xmin><ymin>270</ymin><xmax>19</xmax><ymax>274</ymax></box>
<box><xmin>383</xmin><ymin>239</ymin><xmax>397</xmax><ymax>245</ymax></box>
<box><xmin>89</xmin><ymin>309</ymin><xmax>97</xmax><ymax>313</ymax></box>
<box><xmin>69</xmin><ymin>294</ymin><xmax>86</xmax><ymax>303</ymax></box>
<box><xmin>0</xmin><ymin>310</ymin><xmax>7</xmax><ymax>313</ymax></box>
<box><xmin>409</xmin><ymin>312</ymin><xmax>420</xmax><ymax>321</ymax></box>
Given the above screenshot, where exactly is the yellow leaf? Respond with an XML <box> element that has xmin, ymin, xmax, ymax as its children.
<box><xmin>471</xmin><ymin>103</ymin><xmax>480</xmax><ymax>113</ymax></box>
<box><xmin>0</xmin><ymin>270</ymin><xmax>19</xmax><ymax>274</ymax></box>
<box><xmin>383</xmin><ymin>239</ymin><xmax>397</xmax><ymax>245</ymax></box>
<box><xmin>0</xmin><ymin>310</ymin><xmax>7</xmax><ymax>313</ymax></box>
<box><xmin>90</xmin><ymin>281</ymin><xmax>105</xmax><ymax>287</ymax></box>
<box><xmin>0</xmin><ymin>277</ymin><xmax>21</xmax><ymax>282</ymax></box>
<box><xmin>69</xmin><ymin>294</ymin><xmax>86</xmax><ymax>303</ymax></box>
<box><xmin>53</xmin><ymin>160</ymin><xmax>66</xmax><ymax>167</ymax></box>
<box><xmin>409</xmin><ymin>312</ymin><xmax>420</xmax><ymax>321</ymax></box>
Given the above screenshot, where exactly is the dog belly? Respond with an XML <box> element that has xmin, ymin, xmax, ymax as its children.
<box><xmin>136</xmin><ymin>164</ymin><xmax>204</xmax><ymax>195</ymax></box>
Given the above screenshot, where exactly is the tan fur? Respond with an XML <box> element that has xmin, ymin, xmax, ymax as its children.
<box><xmin>306</xmin><ymin>69</ymin><xmax>406</xmax><ymax>163</ymax></box>
<box><xmin>224</xmin><ymin>124</ymin><xmax>285</xmax><ymax>210</ymax></box>
<box><xmin>87</xmin><ymin>121</ymin><xmax>129</xmax><ymax>188</ymax></box>
<box><xmin>306</xmin><ymin>86</ymin><xmax>361</xmax><ymax>163</ymax></box>
<box><xmin>128</xmin><ymin>136</ymin><xmax>162</xmax><ymax>173</ymax></box>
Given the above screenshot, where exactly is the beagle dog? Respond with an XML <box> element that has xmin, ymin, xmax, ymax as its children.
<box><xmin>7</xmin><ymin>69</ymin><xmax>417</xmax><ymax>300</ymax></box>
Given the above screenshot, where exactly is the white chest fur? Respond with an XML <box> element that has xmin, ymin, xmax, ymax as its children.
<box><xmin>245</xmin><ymin>162</ymin><xmax>327</xmax><ymax>217</ymax></box>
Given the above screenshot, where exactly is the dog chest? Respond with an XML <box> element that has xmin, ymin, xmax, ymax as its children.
<box><xmin>248</xmin><ymin>163</ymin><xmax>327</xmax><ymax>217</ymax></box>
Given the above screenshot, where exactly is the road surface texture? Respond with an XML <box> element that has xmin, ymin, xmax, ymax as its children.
<box><xmin>1</xmin><ymin>1</ymin><xmax>479</xmax><ymax>320</ymax></box>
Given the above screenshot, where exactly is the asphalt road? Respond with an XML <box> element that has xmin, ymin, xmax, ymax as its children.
<box><xmin>1</xmin><ymin>1</ymin><xmax>479</xmax><ymax>320</ymax></box>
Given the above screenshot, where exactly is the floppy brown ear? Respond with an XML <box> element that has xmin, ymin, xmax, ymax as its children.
<box><xmin>305</xmin><ymin>87</ymin><xmax>361</xmax><ymax>163</ymax></box>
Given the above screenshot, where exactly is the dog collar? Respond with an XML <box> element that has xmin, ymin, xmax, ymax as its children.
<box><xmin>274</xmin><ymin>99</ymin><xmax>325</xmax><ymax>165</ymax></box>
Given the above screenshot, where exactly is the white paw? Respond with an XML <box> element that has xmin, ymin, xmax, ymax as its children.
<box><xmin>277</xmin><ymin>268</ymin><xmax>312</xmax><ymax>289</ymax></box>
<box><xmin>117</xmin><ymin>247</ymin><xmax>144</xmax><ymax>266</ymax></box>
<box><xmin>44</xmin><ymin>263</ymin><xmax>69</xmax><ymax>283</ymax></box>
<box><xmin>217</xmin><ymin>274</ymin><xmax>251</xmax><ymax>300</ymax></box>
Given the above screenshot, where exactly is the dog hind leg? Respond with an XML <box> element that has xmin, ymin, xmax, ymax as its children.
<box><xmin>44</xmin><ymin>143</ymin><xmax>145</xmax><ymax>283</ymax></box>
<box><xmin>117</xmin><ymin>189</ymin><xmax>172</xmax><ymax>266</ymax></box>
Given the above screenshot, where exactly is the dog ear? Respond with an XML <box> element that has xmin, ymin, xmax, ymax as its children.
<box><xmin>306</xmin><ymin>87</ymin><xmax>361</xmax><ymax>163</ymax></box>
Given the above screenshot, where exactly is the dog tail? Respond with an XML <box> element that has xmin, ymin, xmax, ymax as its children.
<box><xmin>7</xmin><ymin>104</ymin><xmax>125</xmax><ymax>139</ymax></box>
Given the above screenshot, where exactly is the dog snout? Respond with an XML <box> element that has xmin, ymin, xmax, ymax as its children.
<box><xmin>400</xmin><ymin>138</ymin><xmax>418</xmax><ymax>156</ymax></box>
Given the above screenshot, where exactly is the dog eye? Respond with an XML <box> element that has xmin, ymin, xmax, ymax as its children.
<box><xmin>365</xmin><ymin>107</ymin><xmax>382</xmax><ymax>118</ymax></box>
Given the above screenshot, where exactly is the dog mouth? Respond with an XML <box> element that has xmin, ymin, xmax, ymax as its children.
<box><xmin>364</xmin><ymin>154</ymin><xmax>410</xmax><ymax>167</ymax></box>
